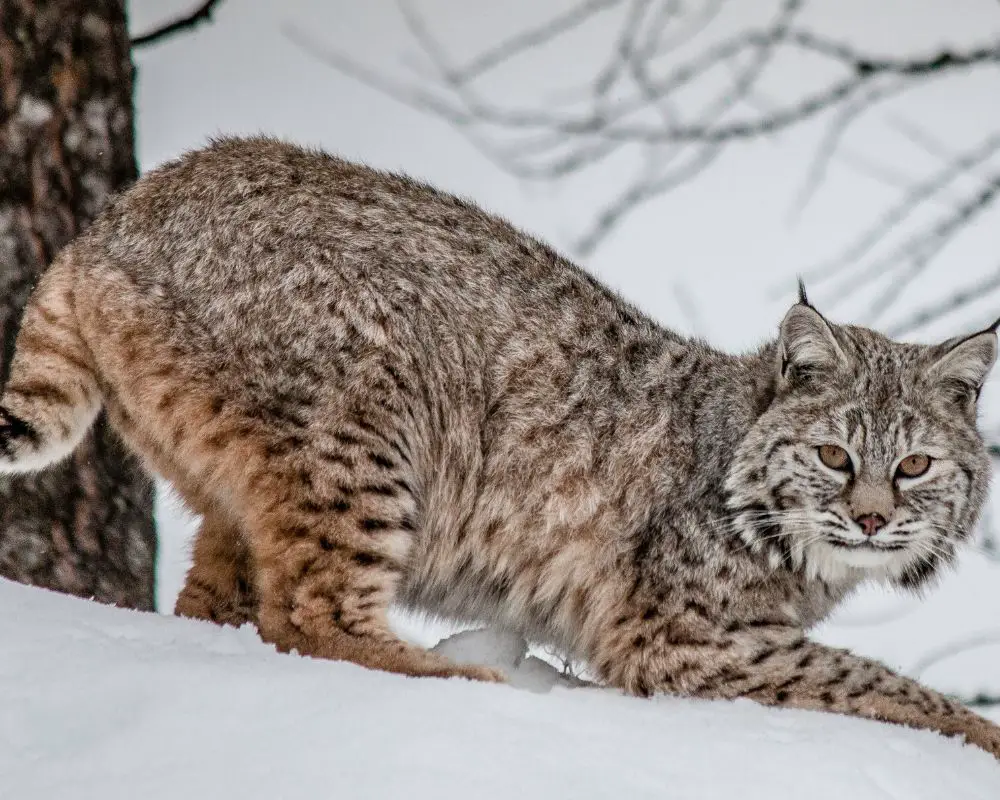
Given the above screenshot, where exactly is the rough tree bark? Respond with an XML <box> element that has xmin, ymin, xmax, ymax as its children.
<box><xmin>0</xmin><ymin>0</ymin><xmax>155</xmax><ymax>609</ymax></box>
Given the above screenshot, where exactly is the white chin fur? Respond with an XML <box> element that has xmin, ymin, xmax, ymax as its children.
<box><xmin>803</xmin><ymin>540</ymin><xmax>907</xmax><ymax>584</ymax></box>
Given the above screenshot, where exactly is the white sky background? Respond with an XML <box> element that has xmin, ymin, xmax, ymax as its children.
<box><xmin>129</xmin><ymin>0</ymin><xmax>1000</xmax><ymax>699</ymax></box>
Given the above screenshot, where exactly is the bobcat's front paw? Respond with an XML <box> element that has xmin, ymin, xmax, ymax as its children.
<box><xmin>958</xmin><ymin>714</ymin><xmax>1000</xmax><ymax>761</ymax></box>
<box><xmin>452</xmin><ymin>663</ymin><xmax>507</xmax><ymax>683</ymax></box>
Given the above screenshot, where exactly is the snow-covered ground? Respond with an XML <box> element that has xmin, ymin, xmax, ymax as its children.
<box><xmin>4</xmin><ymin>576</ymin><xmax>1000</xmax><ymax>799</ymax></box>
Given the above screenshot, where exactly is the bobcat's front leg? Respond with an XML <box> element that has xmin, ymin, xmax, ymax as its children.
<box><xmin>598</xmin><ymin>621</ymin><xmax>1000</xmax><ymax>759</ymax></box>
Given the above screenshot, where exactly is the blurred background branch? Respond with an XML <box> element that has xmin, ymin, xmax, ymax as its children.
<box><xmin>912</xmin><ymin>632</ymin><xmax>1000</xmax><ymax>708</ymax></box>
<box><xmin>287</xmin><ymin>0</ymin><xmax>1000</xmax><ymax>340</ymax></box>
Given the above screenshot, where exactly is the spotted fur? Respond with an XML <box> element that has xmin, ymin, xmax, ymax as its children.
<box><xmin>0</xmin><ymin>137</ymin><xmax>997</xmax><ymax>758</ymax></box>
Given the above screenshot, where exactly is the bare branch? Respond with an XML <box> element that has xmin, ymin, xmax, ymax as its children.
<box><xmin>575</xmin><ymin>143</ymin><xmax>724</xmax><ymax>253</ymax></box>
<box><xmin>852</xmin><ymin>44</ymin><xmax>1000</xmax><ymax>77</ymax></box>
<box><xmin>888</xmin><ymin>266</ymin><xmax>1000</xmax><ymax>338</ymax></box>
<box><xmin>886</xmin><ymin>115</ymin><xmax>963</xmax><ymax>163</ymax></box>
<box><xmin>282</xmin><ymin>24</ymin><xmax>474</xmax><ymax>127</ymax></box>
<box><xmin>911</xmin><ymin>632</ymin><xmax>1000</xmax><ymax>679</ymax></box>
<box><xmin>831</xmin><ymin>176</ymin><xmax>1000</xmax><ymax>320</ymax></box>
<box><xmin>571</xmin><ymin>2</ymin><xmax>807</xmax><ymax>250</ymax></box>
<box><xmin>788</xmin><ymin>76</ymin><xmax>908</xmax><ymax>219</ymax></box>
<box><xmin>443</xmin><ymin>39</ymin><xmax>1000</xmax><ymax>144</ymax></box>
<box><xmin>590</xmin><ymin>0</ymin><xmax>657</xmax><ymax>102</ymax></box>
<box><xmin>960</xmin><ymin>693</ymin><xmax>1000</xmax><ymax>709</ymax></box>
<box><xmin>648</xmin><ymin>0</ymin><xmax>726</xmax><ymax>57</ymax></box>
<box><xmin>130</xmin><ymin>0</ymin><xmax>225</xmax><ymax>48</ymax></box>
<box><xmin>672</xmin><ymin>280</ymin><xmax>708</xmax><ymax>337</ymax></box>
<box><xmin>294</xmin><ymin>1</ymin><xmax>1000</xmax><ymax>295</ymax></box>
<box><xmin>835</xmin><ymin>147</ymin><xmax>934</xmax><ymax>192</ymax></box>
<box><xmin>293</xmin><ymin>4</ymin><xmax>1000</xmax><ymax>146</ymax></box>
<box><xmin>447</xmin><ymin>0</ymin><xmax>627</xmax><ymax>84</ymax></box>
<box><xmin>799</xmin><ymin>132</ymin><xmax>1000</xmax><ymax>291</ymax></box>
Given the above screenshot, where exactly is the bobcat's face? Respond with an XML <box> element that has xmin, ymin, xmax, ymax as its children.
<box><xmin>726</xmin><ymin>302</ymin><xmax>996</xmax><ymax>588</ymax></box>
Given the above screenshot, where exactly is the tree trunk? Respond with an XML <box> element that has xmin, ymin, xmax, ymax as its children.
<box><xmin>0</xmin><ymin>0</ymin><xmax>155</xmax><ymax>609</ymax></box>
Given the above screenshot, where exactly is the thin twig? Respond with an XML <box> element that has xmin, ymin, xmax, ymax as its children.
<box><xmin>293</xmin><ymin>7</ymin><xmax>1000</xmax><ymax>144</ymax></box>
<box><xmin>788</xmin><ymin>75</ymin><xmax>907</xmax><ymax>219</ymax></box>
<box><xmin>831</xmin><ymin>177</ymin><xmax>1000</xmax><ymax>317</ymax></box>
<box><xmin>911</xmin><ymin>632</ymin><xmax>1000</xmax><ymax>679</ymax></box>
<box><xmin>292</xmin><ymin>4</ymin><xmax>1000</xmax><ymax>268</ymax></box>
<box><xmin>575</xmin><ymin>143</ymin><xmax>724</xmax><ymax>253</ymax></box>
<box><xmin>448</xmin><ymin>0</ymin><xmax>626</xmax><ymax>84</ymax></box>
<box><xmin>799</xmin><ymin>133</ymin><xmax>1000</xmax><ymax>291</ymax></box>
<box><xmin>130</xmin><ymin>0</ymin><xmax>225</xmax><ymax>48</ymax></box>
<box><xmin>887</xmin><ymin>266</ymin><xmax>1000</xmax><ymax>337</ymax></box>
<box><xmin>573</xmin><ymin>0</ymin><xmax>802</xmax><ymax>252</ymax></box>
<box><xmin>958</xmin><ymin>693</ymin><xmax>1000</xmax><ymax>709</ymax></box>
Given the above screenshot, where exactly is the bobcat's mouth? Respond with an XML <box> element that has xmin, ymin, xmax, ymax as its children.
<box><xmin>826</xmin><ymin>538</ymin><xmax>906</xmax><ymax>552</ymax></box>
<box><xmin>817</xmin><ymin>535</ymin><xmax>911</xmax><ymax>572</ymax></box>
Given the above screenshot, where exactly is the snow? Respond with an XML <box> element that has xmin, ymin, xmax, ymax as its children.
<box><xmin>4</xmin><ymin>577</ymin><xmax>999</xmax><ymax>799</ymax></box>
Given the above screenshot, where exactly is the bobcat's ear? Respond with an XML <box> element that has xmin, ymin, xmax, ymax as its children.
<box><xmin>928</xmin><ymin>319</ymin><xmax>999</xmax><ymax>403</ymax></box>
<box><xmin>777</xmin><ymin>296</ymin><xmax>845</xmax><ymax>384</ymax></box>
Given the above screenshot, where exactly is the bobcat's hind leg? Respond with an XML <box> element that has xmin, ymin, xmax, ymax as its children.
<box><xmin>175</xmin><ymin>511</ymin><xmax>258</xmax><ymax>628</ymax></box>
<box><xmin>243</xmin><ymin>436</ymin><xmax>503</xmax><ymax>683</ymax></box>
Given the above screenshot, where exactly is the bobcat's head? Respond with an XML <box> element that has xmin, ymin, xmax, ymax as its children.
<box><xmin>727</xmin><ymin>289</ymin><xmax>997</xmax><ymax>588</ymax></box>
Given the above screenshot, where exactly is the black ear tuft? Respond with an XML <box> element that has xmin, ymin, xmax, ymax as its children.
<box><xmin>797</xmin><ymin>278</ymin><xmax>810</xmax><ymax>307</ymax></box>
<box><xmin>987</xmin><ymin>315</ymin><xmax>1000</xmax><ymax>334</ymax></box>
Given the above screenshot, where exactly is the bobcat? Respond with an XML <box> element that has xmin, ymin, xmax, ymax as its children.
<box><xmin>1</xmin><ymin>136</ymin><xmax>998</xmax><ymax>759</ymax></box>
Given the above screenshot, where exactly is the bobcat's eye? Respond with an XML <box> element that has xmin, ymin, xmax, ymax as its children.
<box><xmin>896</xmin><ymin>454</ymin><xmax>931</xmax><ymax>479</ymax></box>
<box><xmin>818</xmin><ymin>444</ymin><xmax>851</xmax><ymax>472</ymax></box>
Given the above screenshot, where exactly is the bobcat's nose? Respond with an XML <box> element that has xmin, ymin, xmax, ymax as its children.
<box><xmin>855</xmin><ymin>513</ymin><xmax>887</xmax><ymax>537</ymax></box>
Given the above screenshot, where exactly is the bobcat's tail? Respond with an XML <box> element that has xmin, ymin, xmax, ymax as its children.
<box><xmin>0</xmin><ymin>252</ymin><xmax>102</xmax><ymax>474</ymax></box>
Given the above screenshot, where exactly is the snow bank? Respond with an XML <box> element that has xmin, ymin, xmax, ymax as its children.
<box><xmin>3</xmin><ymin>579</ymin><xmax>999</xmax><ymax>799</ymax></box>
